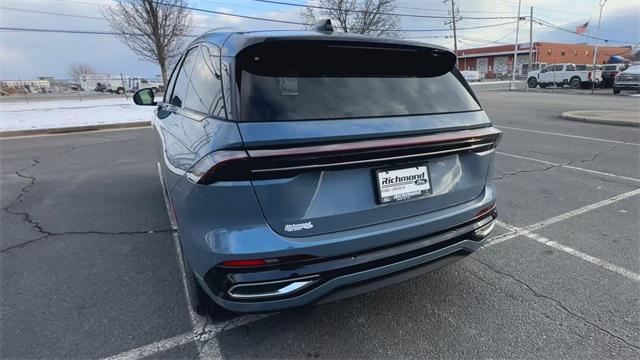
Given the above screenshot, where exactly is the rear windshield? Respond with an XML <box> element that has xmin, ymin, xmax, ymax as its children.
<box><xmin>236</xmin><ymin>41</ymin><xmax>480</xmax><ymax>122</ymax></box>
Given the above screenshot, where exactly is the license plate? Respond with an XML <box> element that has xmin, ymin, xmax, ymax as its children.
<box><xmin>375</xmin><ymin>165</ymin><xmax>431</xmax><ymax>204</ymax></box>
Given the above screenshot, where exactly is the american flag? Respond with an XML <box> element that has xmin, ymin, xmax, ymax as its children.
<box><xmin>576</xmin><ymin>21</ymin><xmax>589</xmax><ymax>34</ymax></box>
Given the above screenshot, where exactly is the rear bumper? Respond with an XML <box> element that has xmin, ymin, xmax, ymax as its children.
<box><xmin>200</xmin><ymin>210</ymin><xmax>496</xmax><ymax>313</ymax></box>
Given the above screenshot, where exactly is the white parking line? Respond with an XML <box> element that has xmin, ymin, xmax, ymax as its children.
<box><xmin>494</xmin><ymin>220</ymin><xmax>640</xmax><ymax>282</ymax></box>
<box><xmin>496</xmin><ymin>151</ymin><xmax>640</xmax><ymax>183</ymax></box>
<box><xmin>102</xmin><ymin>332</ymin><xmax>196</xmax><ymax>360</ymax></box>
<box><xmin>525</xmin><ymin>231</ymin><xmax>640</xmax><ymax>282</ymax></box>
<box><xmin>497</xmin><ymin>126</ymin><xmax>640</xmax><ymax>146</ymax></box>
<box><xmin>156</xmin><ymin>163</ymin><xmax>207</xmax><ymax>352</ymax></box>
<box><xmin>524</xmin><ymin>188</ymin><xmax>640</xmax><ymax>231</ymax></box>
<box><xmin>484</xmin><ymin>227</ymin><xmax>521</xmax><ymax>248</ymax></box>
<box><xmin>101</xmin><ymin>314</ymin><xmax>275</xmax><ymax>360</ymax></box>
<box><xmin>489</xmin><ymin>188</ymin><xmax>640</xmax><ymax>249</ymax></box>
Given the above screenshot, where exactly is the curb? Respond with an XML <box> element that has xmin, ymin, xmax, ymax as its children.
<box><xmin>560</xmin><ymin>111</ymin><xmax>639</xmax><ymax>128</ymax></box>
<box><xmin>0</xmin><ymin>121</ymin><xmax>152</xmax><ymax>138</ymax></box>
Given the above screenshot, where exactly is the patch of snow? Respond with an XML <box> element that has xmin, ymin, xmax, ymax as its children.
<box><xmin>0</xmin><ymin>97</ymin><xmax>155</xmax><ymax>131</ymax></box>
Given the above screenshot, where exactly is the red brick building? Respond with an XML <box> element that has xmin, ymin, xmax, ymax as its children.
<box><xmin>457</xmin><ymin>42</ymin><xmax>632</xmax><ymax>78</ymax></box>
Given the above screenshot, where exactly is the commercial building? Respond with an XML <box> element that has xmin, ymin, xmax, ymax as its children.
<box><xmin>457</xmin><ymin>42</ymin><xmax>632</xmax><ymax>78</ymax></box>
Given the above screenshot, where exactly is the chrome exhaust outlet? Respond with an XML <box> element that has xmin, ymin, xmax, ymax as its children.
<box><xmin>473</xmin><ymin>218</ymin><xmax>495</xmax><ymax>239</ymax></box>
<box><xmin>228</xmin><ymin>275</ymin><xmax>319</xmax><ymax>299</ymax></box>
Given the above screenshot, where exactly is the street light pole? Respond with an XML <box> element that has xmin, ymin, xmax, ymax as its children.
<box><xmin>590</xmin><ymin>0</ymin><xmax>607</xmax><ymax>94</ymax></box>
<box><xmin>509</xmin><ymin>0</ymin><xmax>522</xmax><ymax>90</ymax></box>
<box><xmin>526</xmin><ymin>6</ymin><xmax>533</xmax><ymax>93</ymax></box>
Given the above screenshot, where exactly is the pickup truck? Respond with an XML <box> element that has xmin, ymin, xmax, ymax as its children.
<box><xmin>527</xmin><ymin>63</ymin><xmax>602</xmax><ymax>89</ymax></box>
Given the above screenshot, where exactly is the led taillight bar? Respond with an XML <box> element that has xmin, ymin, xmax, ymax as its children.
<box><xmin>187</xmin><ymin>127</ymin><xmax>502</xmax><ymax>185</ymax></box>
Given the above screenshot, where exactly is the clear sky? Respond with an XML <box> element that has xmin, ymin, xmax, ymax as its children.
<box><xmin>0</xmin><ymin>0</ymin><xmax>638</xmax><ymax>80</ymax></box>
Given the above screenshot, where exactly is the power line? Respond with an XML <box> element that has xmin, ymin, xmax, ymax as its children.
<box><xmin>0</xmin><ymin>5</ymin><xmax>212</xmax><ymax>30</ymax></box>
<box><xmin>0</xmin><ymin>26</ymin><xmax>199</xmax><ymax>37</ymax></box>
<box><xmin>29</xmin><ymin>0</ymin><xmax>520</xmax><ymax>32</ymax></box>
<box><xmin>250</xmin><ymin>0</ymin><xmax>519</xmax><ymax>20</ymax></box>
<box><xmin>0</xmin><ymin>6</ymin><xmax>104</xmax><ymax>20</ymax></box>
<box><xmin>0</xmin><ymin>20</ymin><xmax>521</xmax><ymax>39</ymax></box>
<box><xmin>264</xmin><ymin>0</ymin><xmax>517</xmax><ymax>14</ymax></box>
<box><xmin>100</xmin><ymin>0</ymin><xmax>523</xmax><ymax>33</ymax></box>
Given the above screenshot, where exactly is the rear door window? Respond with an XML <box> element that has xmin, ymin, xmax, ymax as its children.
<box><xmin>170</xmin><ymin>46</ymin><xmax>198</xmax><ymax>108</ymax></box>
<box><xmin>183</xmin><ymin>46</ymin><xmax>225</xmax><ymax>118</ymax></box>
<box><xmin>554</xmin><ymin>65</ymin><xmax>564</xmax><ymax>71</ymax></box>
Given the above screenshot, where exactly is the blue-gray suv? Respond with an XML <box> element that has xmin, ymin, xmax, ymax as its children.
<box><xmin>133</xmin><ymin>23</ymin><xmax>501</xmax><ymax>314</ymax></box>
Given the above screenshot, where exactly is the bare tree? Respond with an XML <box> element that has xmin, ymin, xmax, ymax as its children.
<box><xmin>67</xmin><ymin>62</ymin><xmax>97</xmax><ymax>80</ymax></box>
<box><xmin>301</xmin><ymin>0</ymin><xmax>403</xmax><ymax>37</ymax></box>
<box><xmin>103</xmin><ymin>0</ymin><xmax>194</xmax><ymax>85</ymax></box>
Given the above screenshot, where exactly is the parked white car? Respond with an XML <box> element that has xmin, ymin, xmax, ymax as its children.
<box><xmin>527</xmin><ymin>63</ymin><xmax>602</xmax><ymax>89</ymax></box>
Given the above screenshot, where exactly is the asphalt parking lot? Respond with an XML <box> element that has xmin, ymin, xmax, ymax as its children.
<box><xmin>1</xmin><ymin>90</ymin><xmax>639</xmax><ymax>359</ymax></box>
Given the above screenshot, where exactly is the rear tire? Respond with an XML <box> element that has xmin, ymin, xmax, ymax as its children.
<box><xmin>116</xmin><ymin>87</ymin><xmax>125</xmax><ymax>94</ymax></box>
<box><xmin>527</xmin><ymin>77</ymin><xmax>538</xmax><ymax>88</ymax></box>
<box><xmin>570</xmin><ymin>77</ymin><xmax>581</xmax><ymax>89</ymax></box>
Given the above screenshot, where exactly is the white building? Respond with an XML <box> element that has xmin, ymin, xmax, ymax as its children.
<box><xmin>1</xmin><ymin>80</ymin><xmax>51</xmax><ymax>90</ymax></box>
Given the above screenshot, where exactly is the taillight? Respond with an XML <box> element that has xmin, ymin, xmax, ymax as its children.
<box><xmin>186</xmin><ymin>150</ymin><xmax>250</xmax><ymax>184</ymax></box>
<box><xmin>188</xmin><ymin>127</ymin><xmax>502</xmax><ymax>184</ymax></box>
<box><xmin>588</xmin><ymin>71</ymin><xmax>592</xmax><ymax>80</ymax></box>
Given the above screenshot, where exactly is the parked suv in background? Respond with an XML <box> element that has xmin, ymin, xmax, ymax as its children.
<box><xmin>613</xmin><ymin>65</ymin><xmax>640</xmax><ymax>94</ymax></box>
<box><xmin>601</xmin><ymin>64</ymin><xmax>627</xmax><ymax>88</ymax></box>
<box><xmin>133</xmin><ymin>21</ymin><xmax>501</xmax><ymax>314</ymax></box>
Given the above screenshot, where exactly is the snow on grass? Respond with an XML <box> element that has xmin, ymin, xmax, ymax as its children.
<box><xmin>0</xmin><ymin>97</ymin><xmax>155</xmax><ymax>131</ymax></box>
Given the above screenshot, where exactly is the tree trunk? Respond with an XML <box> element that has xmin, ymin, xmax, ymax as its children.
<box><xmin>160</xmin><ymin>61</ymin><xmax>168</xmax><ymax>86</ymax></box>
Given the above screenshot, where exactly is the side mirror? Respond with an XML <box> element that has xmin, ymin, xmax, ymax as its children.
<box><xmin>133</xmin><ymin>88</ymin><xmax>156</xmax><ymax>106</ymax></box>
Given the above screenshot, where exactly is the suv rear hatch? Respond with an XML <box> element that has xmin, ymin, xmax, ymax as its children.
<box><xmin>233</xmin><ymin>40</ymin><xmax>499</xmax><ymax>237</ymax></box>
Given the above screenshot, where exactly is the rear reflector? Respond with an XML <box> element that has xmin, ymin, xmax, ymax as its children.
<box><xmin>220</xmin><ymin>255</ymin><xmax>316</xmax><ymax>268</ymax></box>
<box><xmin>221</xmin><ymin>259</ymin><xmax>267</xmax><ymax>267</ymax></box>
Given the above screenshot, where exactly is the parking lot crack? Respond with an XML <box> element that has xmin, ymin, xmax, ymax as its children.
<box><xmin>494</xmin><ymin>164</ymin><xmax>557</xmax><ymax>180</ymax></box>
<box><xmin>495</xmin><ymin>143</ymin><xmax>625</xmax><ymax>181</ymax></box>
<box><xmin>0</xmin><ymin>229</ymin><xmax>175</xmax><ymax>253</ymax></box>
<box><xmin>2</xmin><ymin>156</ymin><xmax>55</xmax><ymax>238</ymax></box>
<box><xmin>2</xmin><ymin>145</ymin><xmax>175</xmax><ymax>254</ymax></box>
<box><xmin>567</xmin><ymin>143</ymin><xmax>623</xmax><ymax>167</ymax></box>
<box><xmin>471</xmin><ymin>258</ymin><xmax>640</xmax><ymax>350</ymax></box>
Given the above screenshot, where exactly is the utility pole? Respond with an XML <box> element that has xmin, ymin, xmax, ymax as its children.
<box><xmin>443</xmin><ymin>0</ymin><xmax>460</xmax><ymax>56</ymax></box>
<box><xmin>509</xmin><ymin>0</ymin><xmax>522</xmax><ymax>90</ymax></box>
<box><xmin>591</xmin><ymin>0</ymin><xmax>607</xmax><ymax>94</ymax></box>
<box><xmin>526</xmin><ymin>6</ymin><xmax>533</xmax><ymax>92</ymax></box>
